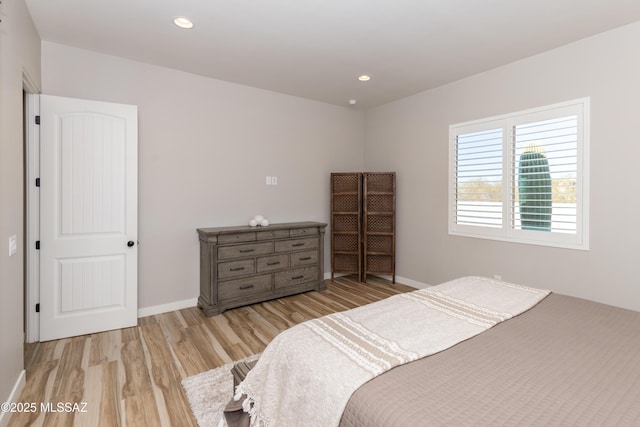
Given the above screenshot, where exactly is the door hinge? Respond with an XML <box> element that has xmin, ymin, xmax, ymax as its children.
<box><xmin>35</xmin><ymin>178</ymin><xmax>40</xmax><ymax>187</ymax></box>
<box><xmin>35</xmin><ymin>115</ymin><xmax>40</xmax><ymax>125</ymax></box>
<box><xmin>35</xmin><ymin>303</ymin><xmax>40</xmax><ymax>313</ymax></box>
<box><xmin>35</xmin><ymin>240</ymin><xmax>40</xmax><ymax>250</ymax></box>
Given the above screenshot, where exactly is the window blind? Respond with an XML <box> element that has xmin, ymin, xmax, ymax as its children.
<box><xmin>512</xmin><ymin>115</ymin><xmax>578</xmax><ymax>234</ymax></box>
<box><xmin>455</xmin><ymin>128</ymin><xmax>503</xmax><ymax>228</ymax></box>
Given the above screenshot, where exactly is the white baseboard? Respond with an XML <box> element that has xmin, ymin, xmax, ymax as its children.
<box><xmin>0</xmin><ymin>370</ymin><xmax>26</xmax><ymax>427</ymax></box>
<box><xmin>137</xmin><ymin>298</ymin><xmax>198</xmax><ymax>318</ymax></box>
<box><xmin>395</xmin><ymin>275</ymin><xmax>431</xmax><ymax>289</ymax></box>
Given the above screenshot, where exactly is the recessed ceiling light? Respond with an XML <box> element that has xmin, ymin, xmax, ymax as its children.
<box><xmin>174</xmin><ymin>17</ymin><xmax>194</xmax><ymax>29</ymax></box>
<box><xmin>349</xmin><ymin>99</ymin><xmax>357</xmax><ymax>105</ymax></box>
<box><xmin>358</xmin><ymin>75</ymin><xmax>371</xmax><ymax>82</ymax></box>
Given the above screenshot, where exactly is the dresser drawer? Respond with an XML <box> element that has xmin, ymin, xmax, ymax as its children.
<box><xmin>218</xmin><ymin>274</ymin><xmax>271</xmax><ymax>300</ymax></box>
<box><xmin>275</xmin><ymin>267</ymin><xmax>319</xmax><ymax>289</ymax></box>
<box><xmin>218</xmin><ymin>232</ymin><xmax>257</xmax><ymax>244</ymax></box>
<box><xmin>257</xmin><ymin>229</ymin><xmax>290</xmax><ymax>240</ymax></box>
<box><xmin>290</xmin><ymin>250</ymin><xmax>318</xmax><ymax>268</ymax></box>
<box><xmin>256</xmin><ymin>254</ymin><xmax>289</xmax><ymax>272</ymax></box>
<box><xmin>275</xmin><ymin>237</ymin><xmax>318</xmax><ymax>253</ymax></box>
<box><xmin>290</xmin><ymin>227</ymin><xmax>319</xmax><ymax>237</ymax></box>
<box><xmin>218</xmin><ymin>242</ymin><xmax>273</xmax><ymax>260</ymax></box>
<box><xmin>218</xmin><ymin>259</ymin><xmax>255</xmax><ymax>279</ymax></box>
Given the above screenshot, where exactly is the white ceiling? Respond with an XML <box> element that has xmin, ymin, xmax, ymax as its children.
<box><xmin>25</xmin><ymin>0</ymin><xmax>640</xmax><ymax>109</ymax></box>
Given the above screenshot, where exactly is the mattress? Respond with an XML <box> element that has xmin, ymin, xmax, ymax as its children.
<box><xmin>226</xmin><ymin>293</ymin><xmax>640</xmax><ymax>426</ymax></box>
<box><xmin>339</xmin><ymin>293</ymin><xmax>640</xmax><ymax>426</ymax></box>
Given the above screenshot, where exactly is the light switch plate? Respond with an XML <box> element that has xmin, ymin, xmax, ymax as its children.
<box><xmin>8</xmin><ymin>235</ymin><xmax>16</xmax><ymax>256</ymax></box>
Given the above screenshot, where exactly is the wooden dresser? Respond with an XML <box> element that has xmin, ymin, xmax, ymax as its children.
<box><xmin>197</xmin><ymin>222</ymin><xmax>327</xmax><ymax>316</ymax></box>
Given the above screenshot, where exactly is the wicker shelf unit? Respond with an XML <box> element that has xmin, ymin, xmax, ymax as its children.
<box><xmin>363</xmin><ymin>172</ymin><xmax>396</xmax><ymax>283</ymax></box>
<box><xmin>330</xmin><ymin>172</ymin><xmax>396</xmax><ymax>283</ymax></box>
<box><xmin>330</xmin><ymin>173</ymin><xmax>362</xmax><ymax>280</ymax></box>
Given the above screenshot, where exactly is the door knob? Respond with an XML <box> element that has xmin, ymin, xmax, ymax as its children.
<box><xmin>127</xmin><ymin>241</ymin><xmax>135</xmax><ymax>247</ymax></box>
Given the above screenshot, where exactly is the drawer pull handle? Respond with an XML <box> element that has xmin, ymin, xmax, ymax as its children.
<box><xmin>292</xmin><ymin>243</ymin><xmax>305</xmax><ymax>247</ymax></box>
<box><xmin>267</xmin><ymin>261</ymin><xmax>281</xmax><ymax>266</ymax></box>
<box><xmin>239</xmin><ymin>284</ymin><xmax>255</xmax><ymax>290</ymax></box>
<box><xmin>230</xmin><ymin>267</ymin><xmax>245</xmax><ymax>272</ymax></box>
<box><xmin>291</xmin><ymin>275</ymin><xmax>304</xmax><ymax>280</ymax></box>
<box><xmin>239</xmin><ymin>249</ymin><xmax>255</xmax><ymax>253</ymax></box>
<box><xmin>299</xmin><ymin>257</ymin><xmax>311</xmax><ymax>261</ymax></box>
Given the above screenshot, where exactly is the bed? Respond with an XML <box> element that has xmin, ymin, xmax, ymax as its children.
<box><xmin>226</xmin><ymin>277</ymin><xmax>640</xmax><ymax>426</ymax></box>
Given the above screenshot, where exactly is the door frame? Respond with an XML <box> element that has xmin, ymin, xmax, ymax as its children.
<box><xmin>25</xmin><ymin>92</ymin><xmax>40</xmax><ymax>343</ymax></box>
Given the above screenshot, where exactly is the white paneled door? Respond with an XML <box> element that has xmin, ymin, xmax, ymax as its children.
<box><xmin>39</xmin><ymin>95</ymin><xmax>138</xmax><ymax>341</ymax></box>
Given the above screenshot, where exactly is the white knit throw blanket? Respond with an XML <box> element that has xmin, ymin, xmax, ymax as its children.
<box><xmin>234</xmin><ymin>276</ymin><xmax>550</xmax><ymax>427</ymax></box>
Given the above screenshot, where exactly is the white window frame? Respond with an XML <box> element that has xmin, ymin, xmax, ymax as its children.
<box><xmin>448</xmin><ymin>98</ymin><xmax>590</xmax><ymax>250</ymax></box>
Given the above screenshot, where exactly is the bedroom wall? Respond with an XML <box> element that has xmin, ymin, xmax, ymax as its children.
<box><xmin>364</xmin><ymin>21</ymin><xmax>640</xmax><ymax>311</ymax></box>
<box><xmin>41</xmin><ymin>41</ymin><xmax>365</xmax><ymax>310</ymax></box>
<box><xmin>0</xmin><ymin>0</ymin><xmax>41</xmax><ymax>415</ymax></box>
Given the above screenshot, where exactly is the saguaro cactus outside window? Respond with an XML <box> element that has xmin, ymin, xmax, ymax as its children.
<box><xmin>518</xmin><ymin>144</ymin><xmax>552</xmax><ymax>231</ymax></box>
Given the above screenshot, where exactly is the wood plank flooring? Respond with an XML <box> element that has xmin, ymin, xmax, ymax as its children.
<box><xmin>9</xmin><ymin>276</ymin><xmax>414</xmax><ymax>427</ymax></box>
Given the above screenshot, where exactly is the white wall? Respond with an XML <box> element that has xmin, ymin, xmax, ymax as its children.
<box><xmin>41</xmin><ymin>41</ymin><xmax>364</xmax><ymax>310</ymax></box>
<box><xmin>0</xmin><ymin>0</ymin><xmax>41</xmax><ymax>416</ymax></box>
<box><xmin>365</xmin><ymin>22</ymin><xmax>640</xmax><ymax>311</ymax></box>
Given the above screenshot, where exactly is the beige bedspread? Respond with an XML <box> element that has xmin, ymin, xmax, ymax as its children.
<box><xmin>339</xmin><ymin>293</ymin><xmax>640</xmax><ymax>426</ymax></box>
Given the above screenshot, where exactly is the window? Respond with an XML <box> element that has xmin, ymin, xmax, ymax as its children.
<box><xmin>449</xmin><ymin>98</ymin><xmax>589</xmax><ymax>249</ymax></box>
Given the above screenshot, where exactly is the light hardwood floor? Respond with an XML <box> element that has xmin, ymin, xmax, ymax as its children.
<box><xmin>9</xmin><ymin>275</ymin><xmax>413</xmax><ymax>427</ymax></box>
